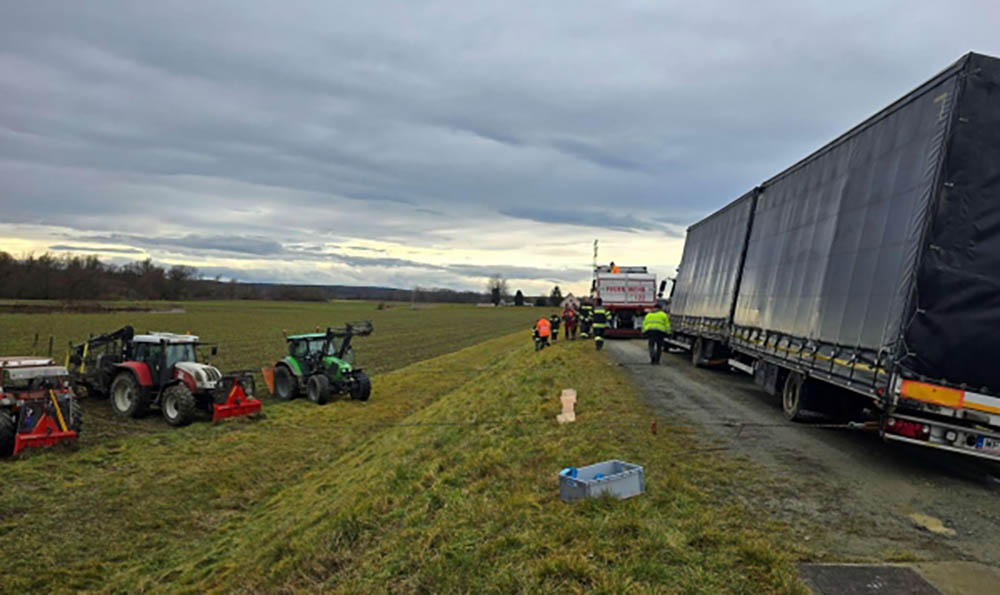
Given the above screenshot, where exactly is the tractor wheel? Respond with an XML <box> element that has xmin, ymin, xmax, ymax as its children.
<box><xmin>782</xmin><ymin>372</ymin><xmax>810</xmax><ymax>422</ymax></box>
<box><xmin>0</xmin><ymin>410</ymin><xmax>15</xmax><ymax>458</ymax></box>
<box><xmin>68</xmin><ymin>397</ymin><xmax>83</xmax><ymax>433</ymax></box>
<box><xmin>162</xmin><ymin>384</ymin><xmax>198</xmax><ymax>427</ymax></box>
<box><xmin>307</xmin><ymin>374</ymin><xmax>331</xmax><ymax>405</ymax></box>
<box><xmin>273</xmin><ymin>365</ymin><xmax>298</xmax><ymax>401</ymax></box>
<box><xmin>110</xmin><ymin>373</ymin><xmax>150</xmax><ymax>419</ymax></box>
<box><xmin>351</xmin><ymin>371</ymin><xmax>372</xmax><ymax>402</ymax></box>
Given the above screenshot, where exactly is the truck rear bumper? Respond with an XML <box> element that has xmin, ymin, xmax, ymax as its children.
<box><xmin>604</xmin><ymin>328</ymin><xmax>642</xmax><ymax>338</ymax></box>
<box><xmin>883</xmin><ymin>433</ymin><xmax>1000</xmax><ymax>463</ymax></box>
<box><xmin>883</xmin><ymin>412</ymin><xmax>1000</xmax><ymax>463</ymax></box>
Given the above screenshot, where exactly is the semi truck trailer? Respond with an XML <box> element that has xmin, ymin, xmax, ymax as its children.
<box><xmin>670</xmin><ymin>52</ymin><xmax>1000</xmax><ymax>462</ymax></box>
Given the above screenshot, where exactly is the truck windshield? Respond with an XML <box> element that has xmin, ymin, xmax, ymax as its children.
<box><xmin>165</xmin><ymin>343</ymin><xmax>197</xmax><ymax>368</ymax></box>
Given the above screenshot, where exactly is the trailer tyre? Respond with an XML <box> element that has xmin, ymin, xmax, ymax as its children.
<box><xmin>110</xmin><ymin>372</ymin><xmax>150</xmax><ymax>419</ymax></box>
<box><xmin>307</xmin><ymin>374</ymin><xmax>331</xmax><ymax>405</ymax></box>
<box><xmin>782</xmin><ymin>372</ymin><xmax>810</xmax><ymax>421</ymax></box>
<box><xmin>273</xmin><ymin>365</ymin><xmax>298</xmax><ymax>401</ymax></box>
<box><xmin>351</xmin><ymin>371</ymin><xmax>372</xmax><ymax>401</ymax></box>
<box><xmin>162</xmin><ymin>384</ymin><xmax>198</xmax><ymax>427</ymax></box>
<box><xmin>0</xmin><ymin>410</ymin><xmax>15</xmax><ymax>458</ymax></box>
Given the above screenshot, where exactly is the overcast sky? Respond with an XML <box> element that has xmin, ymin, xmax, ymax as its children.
<box><xmin>2</xmin><ymin>1</ymin><xmax>999</xmax><ymax>295</ymax></box>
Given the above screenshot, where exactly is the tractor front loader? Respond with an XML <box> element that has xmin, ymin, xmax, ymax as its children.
<box><xmin>67</xmin><ymin>326</ymin><xmax>260</xmax><ymax>427</ymax></box>
<box><xmin>1</xmin><ymin>357</ymin><xmax>81</xmax><ymax>457</ymax></box>
<box><xmin>265</xmin><ymin>321</ymin><xmax>373</xmax><ymax>404</ymax></box>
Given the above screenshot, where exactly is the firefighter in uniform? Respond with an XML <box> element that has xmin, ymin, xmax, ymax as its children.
<box><xmin>592</xmin><ymin>298</ymin><xmax>608</xmax><ymax>351</ymax></box>
<box><xmin>579</xmin><ymin>299</ymin><xmax>593</xmax><ymax>338</ymax></box>
<box><xmin>642</xmin><ymin>301</ymin><xmax>670</xmax><ymax>364</ymax></box>
<box><xmin>548</xmin><ymin>313</ymin><xmax>561</xmax><ymax>342</ymax></box>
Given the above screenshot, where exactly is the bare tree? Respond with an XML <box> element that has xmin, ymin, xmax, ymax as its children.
<box><xmin>487</xmin><ymin>275</ymin><xmax>509</xmax><ymax>305</ymax></box>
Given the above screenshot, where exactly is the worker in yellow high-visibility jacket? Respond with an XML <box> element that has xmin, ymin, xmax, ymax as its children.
<box><xmin>642</xmin><ymin>302</ymin><xmax>670</xmax><ymax>364</ymax></box>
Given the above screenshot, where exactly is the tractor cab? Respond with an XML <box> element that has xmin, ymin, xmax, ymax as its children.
<box><xmin>130</xmin><ymin>332</ymin><xmax>219</xmax><ymax>389</ymax></box>
<box><xmin>0</xmin><ymin>357</ymin><xmax>80</xmax><ymax>457</ymax></box>
<box><xmin>287</xmin><ymin>333</ymin><xmax>354</xmax><ymax>367</ymax></box>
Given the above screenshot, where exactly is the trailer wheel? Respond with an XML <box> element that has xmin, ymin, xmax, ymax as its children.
<box><xmin>0</xmin><ymin>410</ymin><xmax>15</xmax><ymax>458</ymax></box>
<box><xmin>273</xmin><ymin>365</ymin><xmax>298</xmax><ymax>401</ymax></box>
<box><xmin>782</xmin><ymin>372</ymin><xmax>810</xmax><ymax>421</ymax></box>
<box><xmin>110</xmin><ymin>372</ymin><xmax>150</xmax><ymax>418</ymax></box>
<box><xmin>351</xmin><ymin>371</ymin><xmax>372</xmax><ymax>401</ymax></box>
<box><xmin>307</xmin><ymin>374</ymin><xmax>331</xmax><ymax>405</ymax></box>
<box><xmin>162</xmin><ymin>384</ymin><xmax>198</xmax><ymax>427</ymax></box>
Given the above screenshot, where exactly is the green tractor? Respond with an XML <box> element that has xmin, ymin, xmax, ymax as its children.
<box><xmin>270</xmin><ymin>321</ymin><xmax>373</xmax><ymax>404</ymax></box>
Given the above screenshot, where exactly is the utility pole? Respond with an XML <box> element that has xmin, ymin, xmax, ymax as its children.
<box><xmin>592</xmin><ymin>239</ymin><xmax>599</xmax><ymax>297</ymax></box>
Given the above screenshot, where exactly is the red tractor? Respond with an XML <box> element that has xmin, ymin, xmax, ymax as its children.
<box><xmin>0</xmin><ymin>357</ymin><xmax>81</xmax><ymax>457</ymax></box>
<box><xmin>67</xmin><ymin>326</ymin><xmax>260</xmax><ymax>427</ymax></box>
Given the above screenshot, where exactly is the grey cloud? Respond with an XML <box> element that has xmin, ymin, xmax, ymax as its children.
<box><xmin>500</xmin><ymin>206</ymin><xmax>680</xmax><ymax>235</ymax></box>
<box><xmin>48</xmin><ymin>244</ymin><xmax>145</xmax><ymax>255</ymax></box>
<box><xmin>77</xmin><ymin>234</ymin><xmax>283</xmax><ymax>256</ymax></box>
<box><xmin>330</xmin><ymin>254</ymin><xmax>446</xmax><ymax>270</ymax></box>
<box><xmin>447</xmin><ymin>264</ymin><xmax>589</xmax><ymax>282</ymax></box>
<box><xmin>547</xmin><ymin>138</ymin><xmax>651</xmax><ymax>173</ymax></box>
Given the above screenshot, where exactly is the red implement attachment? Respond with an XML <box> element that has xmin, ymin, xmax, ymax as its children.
<box><xmin>212</xmin><ymin>378</ymin><xmax>261</xmax><ymax>422</ymax></box>
<box><xmin>13</xmin><ymin>394</ymin><xmax>78</xmax><ymax>455</ymax></box>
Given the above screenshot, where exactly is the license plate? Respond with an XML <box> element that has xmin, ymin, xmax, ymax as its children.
<box><xmin>975</xmin><ymin>436</ymin><xmax>1000</xmax><ymax>452</ymax></box>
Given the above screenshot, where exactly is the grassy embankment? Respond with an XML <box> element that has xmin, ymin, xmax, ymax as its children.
<box><xmin>1</xmin><ymin>329</ymin><xmax>804</xmax><ymax>592</ymax></box>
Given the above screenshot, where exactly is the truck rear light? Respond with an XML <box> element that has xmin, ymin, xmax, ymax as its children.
<box><xmin>945</xmin><ymin>430</ymin><xmax>957</xmax><ymax>442</ymax></box>
<box><xmin>885</xmin><ymin>417</ymin><xmax>930</xmax><ymax>440</ymax></box>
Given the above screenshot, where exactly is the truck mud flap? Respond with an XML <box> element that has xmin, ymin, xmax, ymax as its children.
<box><xmin>212</xmin><ymin>380</ymin><xmax>261</xmax><ymax>422</ymax></box>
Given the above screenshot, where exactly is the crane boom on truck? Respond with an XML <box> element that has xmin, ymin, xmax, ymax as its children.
<box><xmin>669</xmin><ymin>52</ymin><xmax>1000</xmax><ymax>463</ymax></box>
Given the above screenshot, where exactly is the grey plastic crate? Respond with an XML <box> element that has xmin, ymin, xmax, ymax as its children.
<box><xmin>559</xmin><ymin>459</ymin><xmax>645</xmax><ymax>502</ymax></box>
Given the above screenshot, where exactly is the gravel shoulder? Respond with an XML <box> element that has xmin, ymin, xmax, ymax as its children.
<box><xmin>606</xmin><ymin>339</ymin><xmax>1000</xmax><ymax>567</ymax></box>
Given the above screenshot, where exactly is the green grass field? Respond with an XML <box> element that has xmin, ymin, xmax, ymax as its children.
<box><xmin>0</xmin><ymin>303</ymin><xmax>803</xmax><ymax>592</ymax></box>
<box><xmin>0</xmin><ymin>300</ymin><xmax>546</xmax><ymax>378</ymax></box>
<box><xmin>0</xmin><ymin>300</ymin><xmax>546</xmax><ymax>446</ymax></box>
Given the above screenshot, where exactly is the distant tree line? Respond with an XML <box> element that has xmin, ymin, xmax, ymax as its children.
<box><xmin>0</xmin><ymin>252</ymin><xmax>486</xmax><ymax>303</ymax></box>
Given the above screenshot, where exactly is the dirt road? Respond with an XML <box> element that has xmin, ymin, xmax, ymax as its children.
<box><xmin>606</xmin><ymin>340</ymin><xmax>1000</xmax><ymax>567</ymax></box>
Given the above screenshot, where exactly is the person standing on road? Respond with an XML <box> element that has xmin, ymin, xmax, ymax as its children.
<box><xmin>592</xmin><ymin>298</ymin><xmax>608</xmax><ymax>351</ymax></box>
<box><xmin>533</xmin><ymin>316</ymin><xmax>551</xmax><ymax>351</ymax></box>
<box><xmin>579</xmin><ymin>299</ymin><xmax>593</xmax><ymax>338</ymax></box>
<box><xmin>549</xmin><ymin>313</ymin><xmax>561</xmax><ymax>342</ymax></box>
<box><xmin>642</xmin><ymin>302</ymin><xmax>670</xmax><ymax>364</ymax></box>
<box><xmin>562</xmin><ymin>306</ymin><xmax>578</xmax><ymax>341</ymax></box>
